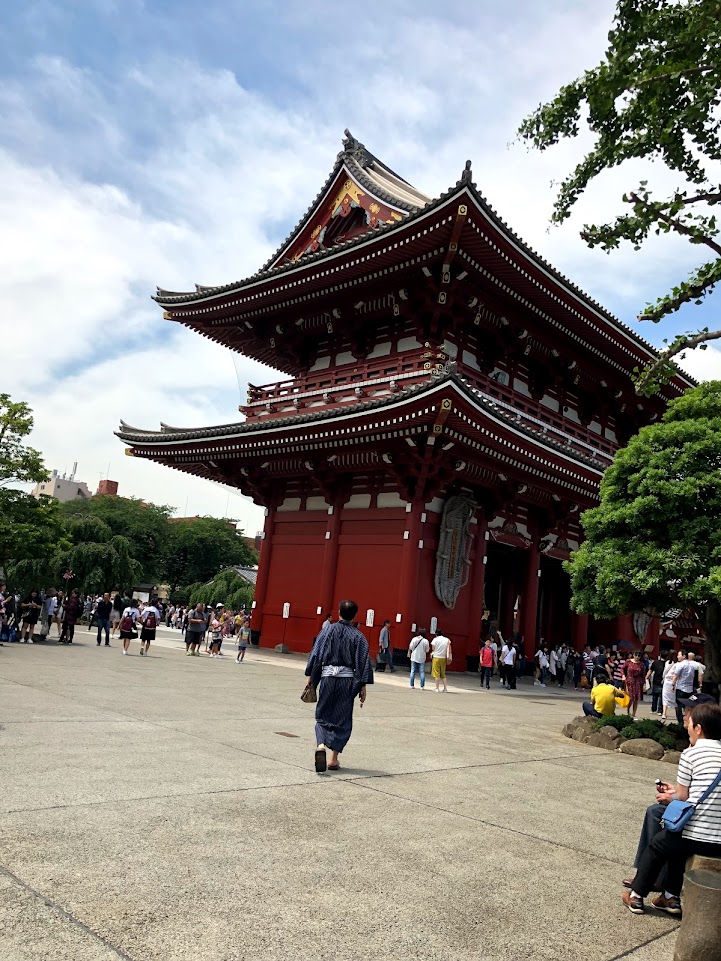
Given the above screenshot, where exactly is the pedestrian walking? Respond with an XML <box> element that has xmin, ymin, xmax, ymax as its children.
<box><xmin>625</xmin><ymin>651</ymin><xmax>646</xmax><ymax>717</ymax></box>
<box><xmin>39</xmin><ymin>589</ymin><xmax>57</xmax><ymax>641</ymax></box>
<box><xmin>430</xmin><ymin>630</ymin><xmax>452</xmax><ymax>692</ymax></box>
<box><xmin>95</xmin><ymin>592</ymin><xmax>113</xmax><ymax>646</ymax></box>
<box><xmin>138</xmin><ymin>597</ymin><xmax>160</xmax><ymax>655</ymax></box>
<box><xmin>53</xmin><ymin>590</ymin><xmax>65</xmax><ymax>638</ymax></box>
<box><xmin>19</xmin><ymin>589</ymin><xmax>42</xmax><ymax>642</ymax></box>
<box><xmin>671</xmin><ymin>650</ymin><xmax>697</xmax><ymax>725</ymax></box>
<box><xmin>111</xmin><ymin>592</ymin><xmax>124</xmax><ymax>636</ymax></box>
<box><xmin>185</xmin><ymin>603</ymin><xmax>206</xmax><ymax>655</ymax></box>
<box><xmin>118</xmin><ymin>599</ymin><xmax>139</xmax><ymax>654</ymax></box>
<box><xmin>408</xmin><ymin>629</ymin><xmax>429</xmax><ymax>688</ymax></box>
<box><xmin>501</xmin><ymin>636</ymin><xmax>517</xmax><ymax>690</ymax></box>
<box><xmin>59</xmin><ymin>589</ymin><xmax>83</xmax><ymax>644</ymax></box>
<box><xmin>378</xmin><ymin>619</ymin><xmax>395</xmax><ymax>672</ymax></box>
<box><xmin>236</xmin><ymin>617</ymin><xmax>251</xmax><ymax>662</ymax></box>
<box><xmin>661</xmin><ymin>653</ymin><xmax>677</xmax><ymax>721</ymax></box>
<box><xmin>479</xmin><ymin>638</ymin><xmax>494</xmax><ymax>689</ymax></box>
<box><xmin>304</xmin><ymin>599</ymin><xmax>373</xmax><ymax>773</ymax></box>
<box><xmin>647</xmin><ymin>651</ymin><xmax>667</xmax><ymax>716</ymax></box>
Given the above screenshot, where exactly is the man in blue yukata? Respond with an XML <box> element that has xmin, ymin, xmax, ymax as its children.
<box><xmin>305</xmin><ymin>599</ymin><xmax>374</xmax><ymax>773</ymax></box>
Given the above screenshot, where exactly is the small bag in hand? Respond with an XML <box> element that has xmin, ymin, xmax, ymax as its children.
<box><xmin>300</xmin><ymin>681</ymin><xmax>317</xmax><ymax>704</ymax></box>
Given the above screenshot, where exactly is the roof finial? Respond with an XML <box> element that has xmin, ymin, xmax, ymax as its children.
<box><xmin>461</xmin><ymin>159</ymin><xmax>473</xmax><ymax>185</ymax></box>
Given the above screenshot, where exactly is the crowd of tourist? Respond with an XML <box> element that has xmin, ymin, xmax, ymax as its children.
<box><xmin>0</xmin><ymin>582</ymin><xmax>252</xmax><ymax>663</ymax></box>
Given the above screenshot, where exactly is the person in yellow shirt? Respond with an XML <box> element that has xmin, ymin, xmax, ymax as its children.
<box><xmin>583</xmin><ymin>677</ymin><xmax>626</xmax><ymax>717</ymax></box>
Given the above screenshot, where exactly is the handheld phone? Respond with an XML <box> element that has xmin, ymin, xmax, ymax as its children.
<box><xmin>655</xmin><ymin>778</ymin><xmax>664</xmax><ymax>790</ymax></box>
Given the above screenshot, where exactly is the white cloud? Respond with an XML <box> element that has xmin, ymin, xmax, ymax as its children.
<box><xmin>3</xmin><ymin>0</ymin><xmax>720</xmax><ymax>538</ymax></box>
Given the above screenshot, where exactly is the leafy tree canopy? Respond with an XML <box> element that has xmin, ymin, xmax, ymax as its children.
<box><xmin>566</xmin><ymin>381</ymin><xmax>721</xmax><ymax>681</ymax></box>
<box><xmin>59</xmin><ymin>496</ymin><xmax>172</xmax><ymax>584</ymax></box>
<box><xmin>163</xmin><ymin>518</ymin><xmax>257</xmax><ymax>593</ymax></box>
<box><xmin>0</xmin><ymin>393</ymin><xmax>48</xmax><ymax>486</ymax></box>
<box><xmin>518</xmin><ymin>0</ymin><xmax>721</xmax><ymax>393</ymax></box>
<box><xmin>187</xmin><ymin>569</ymin><xmax>255</xmax><ymax>613</ymax></box>
<box><xmin>0</xmin><ymin>489</ymin><xmax>69</xmax><ymax>574</ymax></box>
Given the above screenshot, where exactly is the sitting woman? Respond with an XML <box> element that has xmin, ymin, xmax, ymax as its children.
<box><xmin>623</xmin><ymin>703</ymin><xmax>721</xmax><ymax>917</ymax></box>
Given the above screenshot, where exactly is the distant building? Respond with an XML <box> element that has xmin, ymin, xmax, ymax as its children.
<box><xmin>97</xmin><ymin>479</ymin><xmax>119</xmax><ymax>496</ymax></box>
<box><xmin>32</xmin><ymin>469</ymin><xmax>91</xmax><ymax>503</ymax></box>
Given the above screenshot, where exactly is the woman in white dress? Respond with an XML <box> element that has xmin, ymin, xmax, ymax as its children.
<box><xmin>661</xmin><ymin>654</ymin><xmax>677</xmax><ymax>721</ymax></box>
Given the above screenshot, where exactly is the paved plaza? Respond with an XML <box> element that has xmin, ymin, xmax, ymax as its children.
<box><xmin>1</xmin><ymin>629</ymin><xmax>680</xmax><ymax>961</ymax></box>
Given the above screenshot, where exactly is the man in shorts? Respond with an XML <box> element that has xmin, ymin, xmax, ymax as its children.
<box><xmin>138</xmin><ymin>597</ymin><xmax>160</xmax><ymax>655</ymax></box>
<box><xmin>431</xmin><ymin>631</ymin><xmax>452</xmax><ymax>692</ymax></box>
<box><xmin>185</xmin><ymin>603</ymin><xmax>206</xmax><ymax>656</ymax></box>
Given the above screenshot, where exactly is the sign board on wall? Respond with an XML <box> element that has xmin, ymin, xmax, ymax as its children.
<box><xmin>365</xmin><ymin>609</ymin><xmax>375</xmax><ymax>627</ymax></box>
<box><xmin>282</xmin><ymin>602</ymin><xmax>290</xmax><ymax>619</ymax></box>
<box><xmin>430</xmin><ymin>616</ymin><xmax>438</xmax><ymax>634</ymax></box>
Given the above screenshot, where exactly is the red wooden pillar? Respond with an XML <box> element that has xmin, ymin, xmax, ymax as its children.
<box><xmin>317</xmin><ymin>495</ymin><xmax>344</xmax><ymax>630</ymax></box>
<box><xmin>520</xmin><ymin>540</ymin><xmax>541</xmax><ymax>659</ymax></box>
<box><xmin>397</xmin><ymin>500</ymin><xmax>424</xmax><ymax>635</ymax></box>
<box><xmin>466</xmin><ymin>514</ymin><xmax>489</xmax><ymax>658</ymax></box>
<box><xmin>572</xmin><ymin>612</ymin><xmax>589</xmax><ymax>650</ymax></box>
<box><xmin>252</xmin><ymin>498</ymin><xmax>277</xmax><ymax>641</ymax></box>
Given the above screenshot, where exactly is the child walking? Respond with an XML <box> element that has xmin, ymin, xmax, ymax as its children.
<box><xmin>236</xmin><ymin>617</ymin><xmax>251</xmax><ymax>663</ymax></box>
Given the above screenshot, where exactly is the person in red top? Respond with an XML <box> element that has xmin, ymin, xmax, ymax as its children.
<box><xmin>59</xmin><ymin>589</ymin><xmax>83</xmax><ymax>644</ymax></box>
<box><xmin>625</xmin><ymin>651</ymin><xmax>646</xmax><ymax>717</ymax></box>
<box><xmin>479</xmin><ymin>639</ymin><xmax>495</xmax><ymax>690</ymax></box>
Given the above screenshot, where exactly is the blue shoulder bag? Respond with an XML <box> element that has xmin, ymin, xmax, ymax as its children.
<box><xmin>662</xmin><ymin>769</ymin><xmax>721</xmax><ymax>833</ymax></box>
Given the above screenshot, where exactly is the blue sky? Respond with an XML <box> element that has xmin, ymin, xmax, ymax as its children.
<box><xmin>2</xmin><ymin>0</ymin><xmax>718</xmax><ymax>531</ymax></box>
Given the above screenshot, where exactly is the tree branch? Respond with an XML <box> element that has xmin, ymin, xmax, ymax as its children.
<box><xmin>636</xmin><ymin>328</ymin><xmax>721</xmax><ymax>395</ymax></box>
<box><xmin>637</xmin><ymin>64</ymin><xmax>716</xmax><ymax>86</ymax></box>
<box><xmin>629</xmin><ymin>192</ymin><xmax>721</xmax><ymax>257</ymax></box>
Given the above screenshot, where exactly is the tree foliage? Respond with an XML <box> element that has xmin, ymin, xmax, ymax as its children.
<box><xmin>0</xmin><ymin>489</ymin><xmax>68</xmax><ymax>573</ymax></box>
<box><xmin>0</xmin><ymin>393</ymin><xmax>48</xmax><ymax>486</ymax></box>
<box><xmin>163</xmin><ymin>518</ymin><xmax>257</xmax><ymax>592</ymax></box>
<box><xmin>518</xmin><ymin>0</ymin><xmax>721</xmax><ymax>392</ymax></box>
<box><xmin>566</xmin><ymin>381</ymin><xmax>721</xmax><ymax>682</ymax></box>
<box><xmin>187</xmin><ymin>569</ymin><xmax>255</xmax><ymax>612</ymax></box>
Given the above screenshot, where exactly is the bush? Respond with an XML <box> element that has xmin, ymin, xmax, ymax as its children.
<box><xmin>622</xmin><ymin>719</ymin><xmax>677</xmax><ymax>750</ymax></box>
<box><xmin>594</xmin><ymin>715</ymin><xmax>636</xmax><ymax>733</ymax></box>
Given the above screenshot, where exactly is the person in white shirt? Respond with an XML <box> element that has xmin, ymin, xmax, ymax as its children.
<box><xmin>687</xmin><ymin>651</ymin><xmax>705</xmax><ymax>691</ymax></box>
<box><xmin>671</xmin><ymin>651</ymin><xmax>697</xmax><ymax>725</ymax></box>
<box><xmin>408</xmin><ymin>629</ymin><xmax>430</xmax><ymax>689</ymax></box>
<box><xmin>501</xmin><ymin>638</ymin><xmax>517</xmax><ymax>690</ymax></box>
<box><xmin>119</xmin><ymin>600</ymin><xmax>139</xmax><ymax>655</ymax></box>
<box><xmin>623</xmin><ymin>702</ymin><xmax>721</xmax><ymax>917</ymax></box>
<box><xmin>430</xmin><ymin>632</ymin><xmax>452</xmax><ymax>692</ymax></box>
<box><xmin>138</xmin><ymin>599</ymin><xmax>160</xmax><ymax>656</ymax></box>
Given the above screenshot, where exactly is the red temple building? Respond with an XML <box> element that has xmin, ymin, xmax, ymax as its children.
<box><xmin>118</xmin><ymin>132</ymin><xmax>693</xmax><ymax>668</ymax></box>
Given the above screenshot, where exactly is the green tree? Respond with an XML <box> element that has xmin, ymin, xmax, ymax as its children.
<box><xmin>517</xmin><ymin>0</ymin><xmax>721</xmax><ymax>392</ymax></box>
<box><xmin>162</xmin><ymin>518</ymin><xmax>257</xmax><ymax>593</ymax></box>
<box><xmin>59</xmin><ymin>496</ymin><xmax>172</xmax><ymax>584</ymax></box>
<box><xmin>566</xmin><ymin>381</ymin><xmax>721</xmax><ymax>683</ymax></box>
<box><xmin>0</xmin><ymin>393</ymin><xmax>47</xmax><ymax>486</ymax></box>
<box><xmin>0</xmin><ymin>394</ymin><xmax>68</xmax><ymax>574</ymax></box>
<box><xmin>0</xmin><ymin>489</ymin><xmax>68</xmax><ymax>574</ymax></box>
<box><xmin>188</xmin><ymin>569</ymin><xmax>254</xmax><ymax>611</ymax></box>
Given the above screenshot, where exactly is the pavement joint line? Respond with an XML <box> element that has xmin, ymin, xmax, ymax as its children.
<box><xmin>0</xmin><ymin>862</ymin><xmax>137</xmax><ymax>961</ymax></box>
<box><xmin>343</xmin><ymin>776</ymin><xmax>642</xmax><ymax>870</ymax></box>
<box><xmin>601</xmin><ymin>927</ymin><xmax>677</xmax><ymax>961</ymax></box>
<box><xmin>3</xmin><ymin>753</ymin><xmax>597</xmax><ymax>816</ymax></box>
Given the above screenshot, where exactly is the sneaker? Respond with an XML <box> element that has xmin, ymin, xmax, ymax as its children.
<box><xmin>122</xmin><ymin>650</ymin><xmax>127</xmax><ymax>655</ymax></box>
<box><xmin>621</xmin><ymin>891</ymin><xmax>645</xmax><ymax>914</ymax></box>
<box><xmin>652</xmin><ymin>894</ymin><xmax>682</xmax><ymax>916</ymax></box>
<box><xmin>28</xmin><ymin>639</ymin><xmax>34</xmax><ymax>644</ymax></box>
<box><xmin>139</xmin><ymin>649</ymin><xmax>144</xmax><ymax>656</ymax></box>
<box><xmin>185</xmin><ymin>650</ymin><xmax>191</xmax><ymax>656</ymax></box>
<box><xmin>533</xmin><ymin>680</ymin><xmax>541</xmax><ymax>686</ymax></box>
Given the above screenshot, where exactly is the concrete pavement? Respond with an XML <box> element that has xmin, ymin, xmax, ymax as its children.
<box><xmin>0</xmin><ymin>629</ymin><xmax>679</xmax><ymax>960</ymax></box>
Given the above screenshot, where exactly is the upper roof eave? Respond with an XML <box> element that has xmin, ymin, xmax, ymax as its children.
<box><xmin>117</xmin><ymin>368</ymin><xmax>607</xmax><ymax>474</ymax></box>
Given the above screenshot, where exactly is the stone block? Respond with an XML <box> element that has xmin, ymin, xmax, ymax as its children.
<box><xmin>674</xmin><ymin>866</ymin><xmax>721</xmax><ymax>961</ymax></box>
<box><xmin>274</xmin><ymin>644</ymin><xmax>290</xmax><ymax>654</ymax></box>
<box><xmin>619</xmin><ymin>738</ymin><xmax>665</xmax><ymax>760</ymax></box>
<box><xmin>586</xmin><ymin>731</ymin><xmax>619</xmax><ymax>751</ymax></box>
<box><xmin>662</xmin><ymin>750</ymin><xmax>682</xmax><ymax>766</ymax></box>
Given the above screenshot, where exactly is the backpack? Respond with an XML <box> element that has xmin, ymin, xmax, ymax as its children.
<box><xmin>119</xmin><ymin>610</ymin><xmax>134</xmax><ymax>632</ymax></box>
<box><xmin>145</xmin><ymin>610</ymin><xmax>157</xmax><ymax>630</ymax></box>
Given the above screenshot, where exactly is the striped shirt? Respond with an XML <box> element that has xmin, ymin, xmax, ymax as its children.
<box><xmin>677</xmin><ymin>740</ymin><xmax>721</xmax><ymax>843</ymax></box>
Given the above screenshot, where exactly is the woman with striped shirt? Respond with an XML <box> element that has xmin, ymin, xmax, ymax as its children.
<box><xmin>623</xmin><ymin>703</ymin><xmax>721</xmax><ymax>916</ymax></box>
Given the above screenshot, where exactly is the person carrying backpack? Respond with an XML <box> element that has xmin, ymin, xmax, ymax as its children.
<box><xmin>119</xmin><ymin>599</ymin><xmax>139</xmax><ymax>655</ymax></box>
<box><xmin>138</xmin><ymin>597</ymin><xmax>160</xmax><ymax>656</ymax></box>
